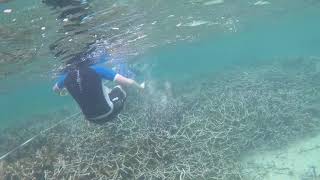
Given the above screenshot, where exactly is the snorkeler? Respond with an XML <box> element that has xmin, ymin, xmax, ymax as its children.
<box><xmin>53</xmin><ymin>53</ymin><xmax>144</xmax><ymax>124</ymax></box>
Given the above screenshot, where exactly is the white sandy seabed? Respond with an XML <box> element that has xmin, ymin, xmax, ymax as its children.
<box><xmin>241</xmin><ymin>133</ymin><xmax>320</xmax><ymax>180</ymax></box>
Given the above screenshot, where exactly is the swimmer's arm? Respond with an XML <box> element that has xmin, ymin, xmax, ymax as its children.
<box><xmin>114</xmin><ymin>74</ymin><xmax>144</xmax><ymax>90</ymax></box>
<box><xmin>92</xmin><ymin>65</ymin><xmax>144</xmax><ymax>89</ymax></box>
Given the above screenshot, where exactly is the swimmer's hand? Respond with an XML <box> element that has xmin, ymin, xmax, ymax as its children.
<box><xmin>131</xmin><ymin>81</ymin><xmax>144</xmax><ymax>92</ymax></box>
<box><xmin>137</xmin><ymin>81</ymin><xmax>145</xmax><ymax>93</ymax></box>
<box><xmin>115</xmin><ymin>74</ymin><xmax>145</xmax><ymax>91</ymax></box>
<box><xmin>140</xmin><ymin>82</ymin><xmax>145</xmax><ymax>89</ymax></box>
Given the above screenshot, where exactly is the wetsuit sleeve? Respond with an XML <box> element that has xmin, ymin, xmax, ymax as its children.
<box><xmin>91</xmin><ymin>65</ymin><xmax>117</xmax><ymax>81</ymax></box>
<box><xmin>56</xmin><ymin>74</ymin><xmax>67</xmax><ymax>89</ymax></box>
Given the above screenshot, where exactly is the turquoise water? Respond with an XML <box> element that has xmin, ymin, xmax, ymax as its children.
<box><xmin>1</xmin><ymin>0</ymin><xmax>320</xmax><ymax>179</ymax></box>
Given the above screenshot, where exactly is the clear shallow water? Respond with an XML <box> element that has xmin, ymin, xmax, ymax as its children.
<box><xmin>1</xmin><ymin>0</ymin><xmax>320</xmax><ymax>179</ymax></box>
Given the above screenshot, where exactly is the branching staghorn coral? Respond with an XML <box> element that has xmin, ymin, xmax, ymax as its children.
<box><xmin>1</xmin><ymin>57</ymin><xmax>320</xmax><ymax>180</ymax></box>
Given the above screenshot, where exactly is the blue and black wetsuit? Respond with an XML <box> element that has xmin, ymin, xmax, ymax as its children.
<box><xmin>56</xmin><ymin>65</ymin><xmax>126</xmax><ymax>123</ymax></box>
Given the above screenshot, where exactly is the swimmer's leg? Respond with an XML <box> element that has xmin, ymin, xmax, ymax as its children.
<box><xmin>108</xmin><ymin>85</ymin><xmax>127</xmax><ymax>118</ymax></box>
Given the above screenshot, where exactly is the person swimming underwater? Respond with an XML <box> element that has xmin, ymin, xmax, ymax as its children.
<box><xmin>53</xmin><ymin>52</ymin><xmax>144</xmax><ymax>124</ymax></box>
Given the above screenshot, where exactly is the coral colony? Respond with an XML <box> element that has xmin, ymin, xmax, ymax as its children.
<box><xmin>1</xmin><ymin>57</ymin><xmax>320</xmax><ymax>179</ymax></box>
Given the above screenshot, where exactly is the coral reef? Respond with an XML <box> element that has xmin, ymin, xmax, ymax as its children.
<box><xmin>1</xmin><ymin>57</ymin><xmax>320</xmax><ymax>179</ymax></box>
